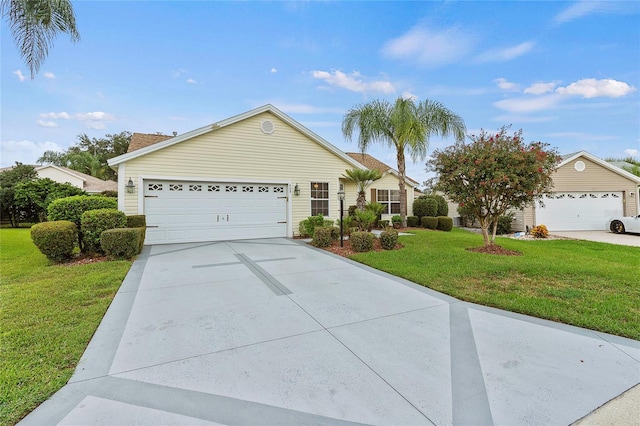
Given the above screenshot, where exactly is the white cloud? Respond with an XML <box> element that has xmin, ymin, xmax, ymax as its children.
<box><xmin>36</xmin><ymin>120</ymin><xmax>59</xmax><ymax>128</ymax></box>
<box><xmin>553</xmin><ymin>1</ymin><xmax>607</xmax><ymax>24</ymax></box>
<box><xmin>381</xmin><ymin>26</ymin><xmax>476</xmax><ymax>67</ymax></box>
<box><xmin>271</xmin><ymin>68</ymin><xmax>278</xmax><ymax>73</ymax></box>
<box><xmin>494</xmin><ymin>78</ymin><xmax>520</xmax><ymax>92</ymax></box>
<box><xmin>556</xmin><ymin>78</ymin><xmax>636</xmax><ymax>98</ymax></box>
<box><xmin>493</xmin><ymin>95</ymin><xmax>562</xmax><ymax>113</ymax></box>
<box><xmin>311</xmin><ymin>70</ymin><xmax>395</xmax><ymax>94</ymax></box>
<box><xmin>524</xmin><ymin>82</ymin><xmax>558</xmax><ymax>95</ymax></box>
<box><xmin>74</xmin><ymin>112</ymin><xmax>116</xmax><ymax>129</ymax></box>
<box><xmin>624</xmin><ymin>148</ymin><xmax>639</xmax><ymax>158</ymax></box>
<box><xmin>186</xmin><ymin>78</ymin><xmax>197</xmax><ymax>84</ymax></box>
<box><xmin>476</xmin><ymin>41</ymin><xmax>535</xmax><ymax>63</ymax></box>
<box><xmin>40</xmin><ymin>112</ymin><xmax>70</xmax><ymax>120</ymax></box>
<box><xmin>13</xmin><ymin>70</ymin><xmax>26</xmax><ymax>82</ymax></box>
<box><xmin>0</xmin><ymin>140</ymin><xmax>64</xmax><ymax>167</ymax></box>
<box><xmin>44</xmin><ymin>72</ymin><xmax>55</xmax><ymax>79</ymax></box>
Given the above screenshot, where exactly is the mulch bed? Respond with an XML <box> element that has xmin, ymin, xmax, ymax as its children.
<box><xmin>61</xmin><ymin>254</ymin><xmax>110</xmax><ymax>266</ymax></box>
<box><xmin>316</xmin><ymin>238</ymin><xmax>403</xmax><ymax>257</ymax></box>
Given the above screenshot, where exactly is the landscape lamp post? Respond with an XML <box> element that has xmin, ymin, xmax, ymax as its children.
<box><xmin>338</xmin><ymin>189</ymin><xmax>345</xmax><ymax>247</ymax></box>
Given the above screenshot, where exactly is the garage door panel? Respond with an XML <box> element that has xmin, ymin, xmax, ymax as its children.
<box><xmin>536</xmin><ymin>192</ymin><xmax>623</xmax><ymax>231</ymax></box>
<box><xmin>144</xmin><ymin>180</ymin><xmax>288</xmax><ymax>244</ymax></box>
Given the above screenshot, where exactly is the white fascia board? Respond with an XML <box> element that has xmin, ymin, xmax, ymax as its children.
<box><xmin>36</xmin><ymin>164</ymin><xmax>87</xmax><ymax>182</ymax></box>
<box><xmin>560</xmin><ymin>151</ymin><xmax>640</xmax><ymax>184</ymax></box>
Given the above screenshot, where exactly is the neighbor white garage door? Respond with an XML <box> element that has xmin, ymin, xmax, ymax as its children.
<box><xmin>144</xmin><ymin>180</ymin><xmax>288</xmax><ymax>244</ymax></box>
<box><xmin>535</xmin><ymin>192</ymin><xmax>623</xmax><ymax>231</ymax></box>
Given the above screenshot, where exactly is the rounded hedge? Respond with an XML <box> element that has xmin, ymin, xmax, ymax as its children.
<box><xmin>421</xmin><ymin>216</ymin><xmax>438</xmax><ymax>230</ymax></box>
<box><xmin>31</xmin><ymin>220</ymin><xmax>77</xmax><ymax>263</ymax></box>
<box><xmin>350</xmin><ymin>231</ymin><xmax>375</xmax><ymax>252</ymax></box>
<box><xmin>126</xmin><ymin>215</ymin><xmax>146</xmax><ymax>228</ymax></box>
<box><xmin>312</xmin><ymin>226</ymin><xmax>333</xmax><ymax>248</ymax></box>
<box><xmin>406</xmin><ymin>216</ymin><xmax>420</xmax><ymax>227</ymax></box>
<box><xmin>380</xmin><ymin>229</ymin><xmax>398</xmax><ymax>250</ymax></box>
<box><xmin>81</xmin><ymin>208</ymin><xmax>127</xmax><ymax>253</ymax></box>
<box><xmin>432</xmin><ymin>194</ymin><xmax>449</xmax><ymax>216</ymax></box>
<box><xmin>48</xmin><ymin>195</ymin><xmax>118</xmax><ymax>226</ymax></box>
<box><xmin>101</xmin><ymin>228</ymin><xmax>141</xmax><ymax>259</ymax></box>
<box><xmin>413</xmin><ymin>197</ymin><xmax>438</xmax><ymax>218</ymax></box>
<box><xmin>436</xmin><ymin>216</ymin><xmax>453</xmax><ymax>232</ymax></box>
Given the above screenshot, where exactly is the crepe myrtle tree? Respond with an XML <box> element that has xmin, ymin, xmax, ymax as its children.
<box><xmin>428</xmin><ymin>127</ymin><xmax>561</xmax><ymax>246</ymax></box>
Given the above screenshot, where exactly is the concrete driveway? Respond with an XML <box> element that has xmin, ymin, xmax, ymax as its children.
<box><xmin>551</xmin><ymin>230</ymin><xmax>640</xmax><ymax>247</ymax></box>
<box><xmin>20</xmin><ymin>239</ymin><xmax>639</xmax><ymax>425</ymax></box>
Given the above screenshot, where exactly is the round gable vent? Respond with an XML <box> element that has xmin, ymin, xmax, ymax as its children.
<box><xmin>574</xmin><ymin>160</ymin><xmax>586</xmax><ymax>172</ymax></box>
<box><xmin>261</xmin><ymin>120</ymin><xmax>275</xmax><ymax>134</ymax></box>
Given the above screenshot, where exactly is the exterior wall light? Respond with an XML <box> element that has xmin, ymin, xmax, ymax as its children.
<box><xmin>126</xmin><ymin>178</ymin><xmax>135</xmax><ymax>194</ymax></box>
<box><xmin>294</xmin><ymin>183</ymin><xmax>300</xmax><ymax>196</ymax></box>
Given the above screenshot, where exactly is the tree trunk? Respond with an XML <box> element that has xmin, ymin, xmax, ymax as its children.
<box><xmin>396</xmin><ymin>148</ymin><xmax>407</xmax><ymax>227</ymax></box>
<box><xmin>356</xmin><ymin>191</ymin><xmax>366</xmax><ymax>211</ymax></box>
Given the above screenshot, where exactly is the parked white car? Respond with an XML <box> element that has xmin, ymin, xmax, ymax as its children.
<box><xmin>608</xmin><ymin>215</ymin><xmax>640</xmax><ymax>234</ymax></box>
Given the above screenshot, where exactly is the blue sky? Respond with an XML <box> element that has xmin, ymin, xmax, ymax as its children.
<box><xmin>2</xmin><ymin>0</ymin><xmax>639</xmax><ymax>185</ymax></box>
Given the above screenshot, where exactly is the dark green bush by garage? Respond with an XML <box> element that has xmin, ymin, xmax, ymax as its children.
<box><xmin>380</xmin><ymin>229</ymin><xmax>398</xmax><ymax>250</ymax></box>
<box><xmin>134</xmin><ymin>227</ymin><xmax>146</xmax><ymax>252</ymax></box>
<box><xmin>101</xmin><ymin>228</ymin><xmax>140</xmax><ymax>259</ymax></box>
<box><xmin>436</xmin><ymin>216</ymin><xmax>453</xmax><ymax>231</ymax></box>
<box><xmin>126</xmin><ymin>215</ymin><xmax>146</xmax><ymax>228</ymax></box>
<box><xmin>350</xmin><ymin>231</ymin><xmax>375</xmax><ymax>252</ymax></box>
<box><xmin>407</xmin><ymin>216</ymin><xmax>419</xmax><ymax>227</ymax></box>
<box><xmin>81</xmin><ymin>209</ymin><xmax>127</xmax><ymax>253</ymax></box>
<box><xmin>31</xmin><ymin>220</ymin><xmax>77</xmax><ymax>263</ymax></box>
<box><xmin>421</xmin><ymin>216</ymin><xmax>438</xmax><ymax>229</ymax></box>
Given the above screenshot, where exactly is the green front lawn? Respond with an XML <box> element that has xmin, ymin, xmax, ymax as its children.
<box><xmin>0</xmin><ymin>228</ymin><xmax>132</xmax><ymax>425</ymax></box>
<box><xmin>351</xmin><ymin>228</ymin><xmax>640</xmax><ymax>340</ymax></box>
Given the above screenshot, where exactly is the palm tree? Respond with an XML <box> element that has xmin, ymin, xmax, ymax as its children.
<box><xmin>343</xmin><ymin>168</ymin><xmax>383</xmax><ymax>211</ymax></box>
<box><xmin>2</xmin><ymin>0</ymin><xmax>80</xmax><ymax>78</ymax></box>
<box><xmin>342</xmin><ymin>97</ymin><xmax>466</xmax><ymax>226</ymax></box>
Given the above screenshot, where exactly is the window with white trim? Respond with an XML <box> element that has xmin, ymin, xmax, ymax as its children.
<box><xmin>310</xmin><ymin>182</ymin><xmax>329</xmax><ymax>216</ymax></box>
<box><xmin>377</xmin><ymin>189</ymin><xmax>400</xmax><ymax>214</ymax></box>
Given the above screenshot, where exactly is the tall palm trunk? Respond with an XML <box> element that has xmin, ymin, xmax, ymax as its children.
<box><xmin>396</xmin><ymin>148</ymin><xmax>407</xmax><ymax>227</ymax></box>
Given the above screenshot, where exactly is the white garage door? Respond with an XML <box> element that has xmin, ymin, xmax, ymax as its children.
<box><xmin>535</xmin><ymin>192</ymin><xmax>623</xmax><ymax>231</ymax></box>
<box><xmin>144</xmin><ymin>180</ymin><xmax>288</xmax><ymax>244</ymax></box>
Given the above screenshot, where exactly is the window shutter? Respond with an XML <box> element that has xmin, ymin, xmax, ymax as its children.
<box><xmin>371</xmin><ymin>189</ymin><xmax>377</xmax><ymax>203</ymax></box>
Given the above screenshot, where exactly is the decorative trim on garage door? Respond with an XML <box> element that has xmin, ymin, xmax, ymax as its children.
<box><xmin>536</xmin><ymin>191</ymin><xmax>623</xmax><ymax>231</ymax></box>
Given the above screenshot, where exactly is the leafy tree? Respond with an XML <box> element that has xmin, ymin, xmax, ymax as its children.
<box><xmin>605</xmin><ymin>156</ymin><xmax>640</xmax><ymax>178</ymax></box>
<box><xmin>0</xmin><ymin>162</ymin><xmax>37</xmax><ymax>227</ymax></box>
<box><xmin>429</xmin><ymin>127</ymin><xmax>561</xmax><ymax>247</ymax></box>
<box><xmin>1</xmin><ymin>0</ymin><xmax>80</xmax><ymax>78</ymax></box>
<box><xmin>14</xmin><ymin>178</ymin><xmax>85</xmax><ymax>222</ymax></box>
<box><xmin>342</xmin><ymin>168</ymin><xmax>382</xmax><ymax>211</ymax></box>
<box><xmin>343</xmin><ymin>97</ymin><xmax>465</xmax><ymax>226</ymax></box>
<box><xmin>38</xmin><ymin>131</ymin><xmax>131</xmax><ymax>180</ymax></box>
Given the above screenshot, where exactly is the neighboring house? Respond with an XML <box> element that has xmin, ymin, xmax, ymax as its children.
<box><xmin>446</xmin><ymin>151</ymin><xmax>640</xmax><ymax>232</ymax></box>
<box><xmin>107</xmin><ymin>104</ymin><xmax>418</xmax><ymax>245</ymax></box>
<box><xmin>35</xmin><ymin>165</ymin><xmax>117</xmax><ymax>194</ymax></box>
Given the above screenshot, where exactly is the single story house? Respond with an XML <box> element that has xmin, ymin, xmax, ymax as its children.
<box><xmin>107</xmin><ymin>104</ymin><xmax>418</xmax><ymax>245</ymax></box>
<box><xmin>35</xmin><ymin>164</ymin><xmax>117</xmax><ymax>194</ymax></box>
<box><xmin>447</xmin><ymin>151</ymin><xmax>640</xmax><ymax>232</ymax></box>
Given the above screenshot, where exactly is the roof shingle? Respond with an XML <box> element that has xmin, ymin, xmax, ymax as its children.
<box><xmin>128</xmin><ymin>133</ymin><xmax>173</xmax><ymax>153</ymax></box>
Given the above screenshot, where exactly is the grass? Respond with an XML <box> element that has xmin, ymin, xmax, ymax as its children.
<box><xmin>350</xmin><ymin>227</ymin><xmax>640</xmax><ymax>340</ymax></box>
<box><xmin>0</xmin><ymin>228</ymin><xmax>132</xmax><ymax>425</ymax></box>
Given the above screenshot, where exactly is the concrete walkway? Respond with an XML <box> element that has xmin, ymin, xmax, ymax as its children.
<box><xmin>20</xmin><ymin>239</ymin><xmax>639</xmax><ymax>425</ymax></box>
<box><xmin>550</xmin><ymin>230</ymin><xmax>640</xmax><ymax>247</ymax></box>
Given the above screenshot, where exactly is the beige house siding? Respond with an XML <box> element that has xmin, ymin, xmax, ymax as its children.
<box><xmin>37</xmin><ymin>167</ymin><xmax>84</xmax><ymax>189</ymax></box>
<box><xmin>368</xmin><ymin>173</ymin><xmax>414</xmax><ymax>219</ymax></box>
<box><xmin>119</xmin><ymin>111</ymin><xmax>402</xmax><ymax>234</ymax></box>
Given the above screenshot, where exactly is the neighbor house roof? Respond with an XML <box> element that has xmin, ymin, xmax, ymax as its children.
<box><xmin>559</xmin><ymin>151</ymin><xmax>640</xmax><ymax>184</ymax></box>
<box><xmin>128</xmin><ymin>133</ymin><xmax>173</xmax><ymax>153</ymax></box>
<box><xmin>36</xmin><ymin>165</ymin><xmax>118</xmax><ymax>193</ymax></box>
<box><xmin>345</xmin><ymin>152</ymin><xmax>419</xmax><ymax>186</ymax></box>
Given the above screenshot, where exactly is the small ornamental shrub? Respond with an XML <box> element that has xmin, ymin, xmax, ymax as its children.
<box><xmin>391</xmin><ymin>215</ymin><xmax>402</xmax><ymax>227</ymax></box>
<box><xmin>330</xmin><ymin>226</ymin><xmax>340</xmax><ymax>241</ymax></box>
<box><xmin>531</xmin><ymin>224</ymin><xmax>549</xmax><ymax>239</ymax></box>
<box><xmin>323</xmin><ymin>220</ymin><xmax>335</xmax><ymax>228</ymax></box>
<box><xmin>421</xmin><ymin>216</ymin><xmax>438</xmax><ymax>229</ymax></box>
<box><xmin>350</xmin><ymin>231</ymin><xmax>375</xmax><ymax>252</ymax></box>
<box><xmin>380</xmin><ymin>229</ymin><xmax>398</xmax><ymax>250</ymax></box>
<box><xmin>335</xmin><ymin>216</ymin><xmax>353</xmax><ymax>234</ymax></box>
<box><xmin>31</xmin><ymin>220</ymin><xmax>77</xmax><ymax>263</ymax></box>
<box><xmin>299</xmin><ymin>220</ymin><xmax>310</xmax><ymax>237</ymax></box>
<box><xmin>304</xmin><ymin>214</ymin><xmax>326</xmax><ymax>237</ymax></box>
<box><xmin>432</xmin><ymin>194</ymin><xmax>449</xmax><ymax>216</ymax></box>
<box><xmin>436</xmin><ymin>216</ymin><xmax>453</xmax><ymax>232</ymax></box>
<box><xmin>312</xmin><ymin>226</ymin><xmax>333</xmax><ymax>248</ymax></box>
<box><xmin>100</xmin><ymin>190</ymin><xmax>118</xmax><ymax>198</ymax></box>
<box><xmin>348</xmin><ymin>205</ymin><xmax>358</xmax><ymax>217</ymax></box>
<box><xmin>126</xmin><ymin>215</ymin><xmax>146</xmax><ymax>228</ymax></box>
<box><xmin>134</xmin><ymin>227</ymin><xmax>146</xmax><ymax>253</ymax></box>
<box><xmin>379</xmin><ymin>220</ymin><xmax>390</xmax><ymax>229</ymax></box>
<box><xmin>101</xmin><ymin>228</ymin><xmax>140</xmax><ymax>259</ymax></box>
<box><xmin>81</xmin><ymin>208</ymin><xmax>127</xmax><ymax>253</ymax></box>
<box><xmin>496</xmin><ymin>214</ymin><xmax>514</xmax><ymax>235</ymax></box>
<box><xmin>407</xmin><ymin>216</ymin><xmax>420</xmax><ymax>227</ymax></box>
<box><xmin>355</xmin><ymin>210</ymin><xmax>377</xmax><ymax>231</ymax></box>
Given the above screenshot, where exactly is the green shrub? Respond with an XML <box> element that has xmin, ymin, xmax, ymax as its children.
<box><xmin>81</xmin><ymin>209</ymin><xmax>127</xmax><ymax>253</ymax></box>
<box><xmin>323</xmin><ymin>220</ymin><xmax>335</xmax><ymax>228</ymax></box>
<box><xmin>379</xmin><ymin>220</ymin><xmax>390</xmax><ymax>228</ymax></box>
<box><xmin>101</xmin><ymin>228</ymin><xmax>140</xmax><ymax>259</ymax></box>
<box><xmin>348</xmin><ymin>205</ymin><xmax>358</xmax><ymax>217</ymax></box>
<box><xmin>421</xmin><ymin>216</ymin><xmax>438</xmax><ymax>229</ymax></box>
<box><xmin>496</xmin><ymin>214</ymin><xmax>514</xmax><ymax>235</ymax></box>
<box><xmin>391</xmin><ymin>215</ymin><xmax>402</xmax><ymax>226</ymax></box>
<box><xmin>126</xmin><ymin>215</ymin><xmax>146</xmax><ymax>228</ymax></box>
<box><xmin>299</xmin><ymin>220</ymin><xmax>310</xmax><ymax>237</ymax></box>
<box><xmin>432</xmin><ymin>194</ymin><xmax>449</xmax><ymax>216</ymax></box>
<box><xmin>350</xmin><ymin>231</ymin><xmax>375</xmax><ymax>252</ymax></box>
<box><xmin>312</xmin><ymin>226</ymin><xmax>333</xmax><ymax>247</ymax></box>
<box><xmin>380</xmin><ymin>229</ymin><xmax>398</xmax><ymax>250</ymax></box>
<box><xmin>436</xmin><ymin>216</ymin><xmax>453</xmax><ymax>232</ymax></box>
<box><xmin>457</xmin><ymin>203</ymin><xmax>476</xmax><ymax>227</ymax></box>
<box><xmin>335</xmin><ymin>216</ymin><xmax>353</xmax><ymax>234</ymax></box>
<box><xmin>413</xmin><ymin>197</ymin><xmax>437</xmax><ymax>217</ymax></box>
<box><xmin>355</xmin><ymin>210</ymin><xmax>377</xmax><ymax>231</ymax></box>
<box><xmin>407</xmin><ymin>216</ymin><xmax>420</xmax><ymax>227</ymax></box>
<box><xmin>305</xmin><ymin>214</ymin><xmax>326</xmax><ymax>237</ymax></box>
<box><xmin>48</xmin><ymin>195</ymin><xmax>117</xmax><ymax>250</ymax></box>
<box><xmin>100</xmin><ymin>190</ymin><xmax>118</xmax><ymax>198</ymax></box>
<box><xmin>31</xmin><ymin>220</ymin><xmax>77</xmax><ymax>263</ymax></box>
<box><xmin>134</xmin><ymin>227</ymin><xmax>146</xmax><ymax>253</ymax></box>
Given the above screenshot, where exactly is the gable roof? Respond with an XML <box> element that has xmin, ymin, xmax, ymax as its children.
<box><xmin>345</xmin><ymin>152</ymin><xmax>419</xmax><ymax>187</ymax></box>
<box><xmin>128</xmin><ymin>133</ymin><xmax>173</xmax><ymax>153</ymax></box>
<box><xmin>108</xmin><ymin>104</ymin><xmax>364</xmax><ymax>169</ymax></box>
<box><xmin>559</xmin><ymin>151</ymin><xmax>640</xmax><ymax>184</ymax></box>
<box><xmin>36</xmin><ymin>164</ymin><xmax>118</xmax><ymax>192</ymax></box>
